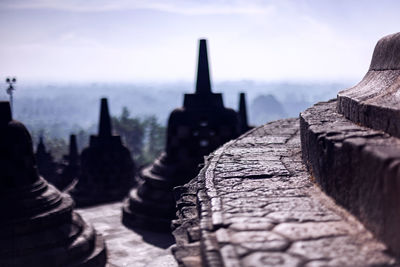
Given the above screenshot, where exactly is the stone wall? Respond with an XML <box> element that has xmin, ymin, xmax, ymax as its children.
<box><xmin>300</xmin><ymin>100</ymin><xmax>400</xmax><ymax>257</ymax></box>
<box><xmin>301</xmin><ymin>32</ymin><xmax>400</xmax><ymax>257</ymax></box>
<box><xmin>172</xmin><ymin>119</ymin><xmax>397</xmax><ymax>266</ymax></box>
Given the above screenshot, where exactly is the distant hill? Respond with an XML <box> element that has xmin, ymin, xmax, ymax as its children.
<box><xmin>250</xmin><ymin>94</ymin><xmax>287</xmax><ymax>125</ymax></box>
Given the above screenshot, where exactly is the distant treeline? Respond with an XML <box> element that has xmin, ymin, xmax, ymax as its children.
<box><xmin>8</xmin><ymin>81</ymin><xmax>348</xmax><ymax>165</ymax></box>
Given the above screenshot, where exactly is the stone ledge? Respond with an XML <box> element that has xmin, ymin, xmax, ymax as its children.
<box><xmin>173</xmin><ymin>118</ymin><xmax>398</xmax><ymax>266</ymax></box>
<box><xmin>301</xmin><ymin>99</ymin><xmax>400</xmax><ymax>257</ymax></box>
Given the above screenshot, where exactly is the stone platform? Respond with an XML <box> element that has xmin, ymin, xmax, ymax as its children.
<box><xmin>172</xmin><ymin>118</ymin><xmax>399</xmax><ymax>266</ymax></box>
<box><xmin>76</xmin><ymin>202</ymin><xmax>177</xmax><ymax>267</ymax></box>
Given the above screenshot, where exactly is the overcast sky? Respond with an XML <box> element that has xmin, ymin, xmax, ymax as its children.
<box><xmin>0</xmin><ymin>0</ymin><xmax>399</xmax><ymax>83</ymax></box>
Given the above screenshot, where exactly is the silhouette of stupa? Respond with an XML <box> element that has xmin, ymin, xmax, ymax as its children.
<box><xmin>238</xmin><ymin>92</ymin><xmax>253</xmax><ymax>134</ymax></box>
<box><xmin>122</xmin><ymin>39</ymin><xmax>240</xmax><ymax>231</ymax></box>
<box><xmin>35</xmin><ymin>136</ymin><xmax>57</xmax><ymax>185</ymax></box>
<box><xmin>69</xmin><ymin>98</ymin><xmax>135</xmax><ymax>207</ymax></box>
<box><xmin>58</xmin><ymin>134</ymin><xmax>80</xmax><ymax>190</ymax></box>
<box><xmin>0</xmin><ymin>101</ymin><xmax>107</xmax><ymax>266</ymax></box>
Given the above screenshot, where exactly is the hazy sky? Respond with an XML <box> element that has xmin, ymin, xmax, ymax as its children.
<box><xmin>0</xmin><ymin>0</ymin><xmax>399</xmax><ymax>83</ymax></box>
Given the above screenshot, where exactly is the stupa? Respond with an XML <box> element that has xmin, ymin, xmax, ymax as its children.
<box><xmin>58</xmin><ymin>134</ymin><xmax>80</xmax><ymax>190</ymax></box>
<box><xmin>35</xmin><ymin>136</ymin><xmax>57</xmax><ymax>185</ymax></box>
<box><xmin>69</xmin><ymin>98</ymin><xmax>135</xmax><ymax>207</ymax></box>
<box><xmin>122</xmin><ymin>39</ymin><xmax>240</xmax><ymax>231</ymax></box>
<box><xmin>238</xmin><ymin>92</ymin><xmax>252</xmax><ymax>134</ymax></box>
<box><xmin>0</xmin><ymin>101</ymin><xmax>107</xmax><ymax>267</ymax></box>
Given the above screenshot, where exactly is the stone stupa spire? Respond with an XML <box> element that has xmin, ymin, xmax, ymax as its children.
<box><xmin>35</xmin><ymin>135</ymin><xmax>57</xmax><ymax>185</ymax></box>
<box><xmin>238</xmin><ymin>92</ymin><xmax>252</xmax><ymax>134</ymax></box>
<box><xmin>98</xmin><ymin>98</ymin><xmax>112</xmax><ymax>137</ymax></box>
<box><xmin>56</xmin><ymin>134</ymin><xmax>80</xmax><ymax>190</ymax></box>
<box><xmin>37</xmin><ymin>135</ymin><xmax>46</xmax><ymax>154</ymax></box>
<box><xmin>68</xmin><ymin>134</ymin><xmax>78</xmax><ymax>166</ymax></box>
<box><xmin>184</xmin><ymin>39</ymin><xmax>223</xmax><ymax>109</ymax></box>
<box><xmin>195</xmin><ymin>39</ymin><xmax>212</xmax><ymax>95</ymax></box>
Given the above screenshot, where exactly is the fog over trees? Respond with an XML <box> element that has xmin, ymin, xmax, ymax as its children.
<box><xmin>2</xmin><ymin>80</ymin><xmax>347</xmax><ymax>164</ymax></box>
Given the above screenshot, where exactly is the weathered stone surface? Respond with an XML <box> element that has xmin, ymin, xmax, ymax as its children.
<box><xmin>274</xmin><ymin>221</ymin><xmax>354</xmax><ymax>240</ymax></box>
<box><xmin>242</xmin><ymin>252</ymin><xmax>303</xmax><ymax>267</ymax></box>
<box><xmin>230</xmin><ymin>230</ymin><xmax>289</xmax><ymax>253</ymax></box>
<box><xmin>173</xmin><ymin>117</ymin><xmax>398</xmax><ymax>266</ymax></box>
<box><xmin>337</xmin><ymin>32</ymin><xmax>400</xmax><ymax>138</ymax></box>
<box><xmin>289</xmin><ymin>236</ymin><xmax>393</xmax><ymax>266</ymax></box>
<box><xmin>301</xmin><ymin>99</ymin><xmax>400</xmax><ymax>257</ymax></box>
<box><xmin>369</xmin><ymin>32</ymin><xmax>400</xmax><ymax>70</ymax></box>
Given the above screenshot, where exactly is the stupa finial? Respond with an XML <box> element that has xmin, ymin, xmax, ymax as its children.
<box><xmin>98</xmin><ymin>98</ymin><xmax>112</xmax><ymax>137</ymax></box>
<box><xmin>195</xmin><ymin>39</ymin><xmax>212</xmax><ymax>94</ymax></box>
<box><xmin>239</xmin><ymin>92</ymin><xmax>249</xmax><ymax>131</ymax></box>
<box><xmin>69</xmin><ymin>134</ymin><xmax>78</xmax><ymax>165</ymax></box>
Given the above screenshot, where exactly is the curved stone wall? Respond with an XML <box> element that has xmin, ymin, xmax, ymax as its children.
<box><xmin>301</xmin><ymin>99</ymin><xmax>400</xmax><ymax>257</ymax></box>
<box><xmin>173</xmin><ymin>119</ymin><xmax>397</xmax><ymax>266</ymax></box>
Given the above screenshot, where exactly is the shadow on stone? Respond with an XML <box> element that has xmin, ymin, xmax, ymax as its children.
<box><xmin>130</xmin><ymin>227</ymin><xmax>176</xmax><ymax>249</ymax></box>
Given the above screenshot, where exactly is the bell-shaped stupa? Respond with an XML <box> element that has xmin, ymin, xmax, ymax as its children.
<box><xmin>69</xmin><ymin>98</ymin><xmax>135</xmax><ymax>207</ymax></box>
<box><xmin>122</xmin><ymin>39</ymin><xmax>240</xmax><ymax>231</ymax></box>
<box><xmin>0</xmin><ymin>101</ymin><xmax>107</xmax><ymax>267</ymax></box>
